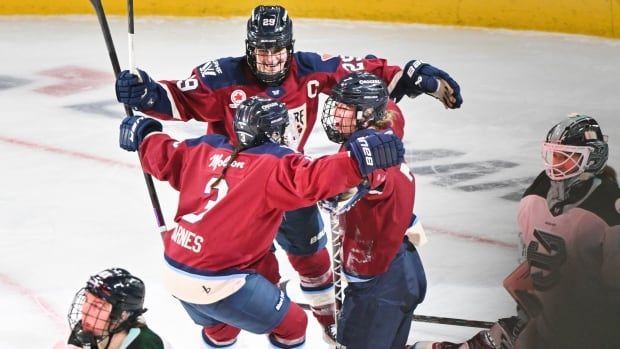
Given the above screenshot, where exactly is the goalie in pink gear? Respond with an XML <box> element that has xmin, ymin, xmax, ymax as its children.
<box><xmin>413</xmin><ymin>114</ymin><xmax>620</xmax><ymax>349</ymax></box>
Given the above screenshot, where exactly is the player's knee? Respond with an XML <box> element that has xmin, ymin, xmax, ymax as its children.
<box><xmin>269</xmin><ymin>303</ymin><xmax>308</xmax><ymax>348</ymax></box>
<box><xmin>202</xmin><ymin>324</ymin><xmax>240</xmax><ymax>348</ymax></box>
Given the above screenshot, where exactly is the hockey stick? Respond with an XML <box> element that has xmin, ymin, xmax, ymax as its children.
<box><xmin>320</xmin><ymin>181</ymin><xmax>370</xmax><ymax>331</ymax></box>
<box><xmin>89</xmin><ymin>0</ymin><xmax>167</xmax><ymax>236</ymax></box>
<box><xmin>279</xmin><ymin>281</ymin><xmax>493</xmax><ymax>329</ymax></box>
<box><xmin>331</xmin><ymin>212</ymin><xmax>345</xmax><ymax>315</ymax></box>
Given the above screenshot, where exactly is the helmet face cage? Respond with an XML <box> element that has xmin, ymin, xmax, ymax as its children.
<box><xmin>67</xmin><ymin>268</ymin><xmax>146</xmax><ymax>342</ymax></box>
<box><xmin>321</xmin><ymin>72</ymin><xmax>389</xmax><ymax>144</ymax></box>
<box><xmin>68</xmin><ymin>288</ymin><xmax>116</xmax><ymax>342</ymax></box>
<box><xmin>246</xmin><ymin>5</ymin><xmax>294</xmax><ymax>86</ymax></box>
<box><xmin>542</xmin><ymin>143</ymin><xmax>592</xmax><ymax>181</ymax></box>
<box><xmin>234</xmin><ymin>96</ymin><xmax>290</xmax><ymax>148</ymax></box>
<box><xmin>541</xmin><ymin>114</ymin><xmax>609</xmax><ymax>182</ymax></box>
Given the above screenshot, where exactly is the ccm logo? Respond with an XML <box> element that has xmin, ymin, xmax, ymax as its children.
<box><xmin>358</xmin><ymin>137</ymin><xmax>373</xmax><ymax>166</ymax></box>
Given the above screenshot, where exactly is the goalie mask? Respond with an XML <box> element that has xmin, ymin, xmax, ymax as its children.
<box><xmin>542</xmin><ymin>114</ymin><xmax>608</xmax><ymax>183</ymax></box>
<box><xmin>67</xmin><ymin>268</ymin><xmax>146</xmax><ymax>345</ymax></box>
<box><xmin>321</xmin><ymin>72</ymin><xmax>389</xmax><ymax>144</ymax></box>
<box><xmin>246</xmin><ymin>5</ymin><xmax>294</xmax><ymax>86</ymax></box>
<box><xmin>234</xmin><ymin>96</ymin><xmax>289</xmax><ymax>148</ymax></box>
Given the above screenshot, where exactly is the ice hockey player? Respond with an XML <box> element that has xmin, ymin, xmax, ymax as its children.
<box><xmin>59</xmin><ymin>267</ymin><xmax>169</xmax><ymax>349</ymax></box>
<box><xmin>319</xmin><ymin>72</ymin><xmax>427</xmax><ymax>349</ymax></box>
<box><xmin>413</xmin><ymin>114</ymin><xmax>620</xmax><ymax>349</ymax></box>
<box><xmin>114</xmin><ymin>5</ymin><xmax>461</xmax><ymax>343</ymax></box>
<box><xmin>118</xmin><ymin>96</ymin><xmax>405</xmax><ymax>348</ymax></box>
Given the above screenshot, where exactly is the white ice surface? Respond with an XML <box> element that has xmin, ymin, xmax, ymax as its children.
<box><xmin>0</xmin><ymin>15</ymin><xmax>619</xmax><ymax>349</ymax></box>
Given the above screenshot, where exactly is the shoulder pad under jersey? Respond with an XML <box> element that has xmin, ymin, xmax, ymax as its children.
<box><xmin>185</xmin><ymin>134</ymin><xmax>233</xmax><ymax>150</ymax></box>
<box><xmin>294</xmin><ymin>51</ymin><xmax>341</xmax><ymax>77</ymax></box>
<box><xmin>195</xmin><ymin>56</ymin><xmax>249</xmax><ymax>90</ymax></box>
<box><xmin>580</xmin><ymin>177</ymin><xmax>620</xmax><ymax>227</ymax></box>
<box><xmin>243</xmin><ymin>142</ymin><xmax>296</xmax><ymax>158</ymax></box>
<box><xmin>522</xmin><ymin>171</ymin><xmax>550</xmax><ymax>199</ymax></box>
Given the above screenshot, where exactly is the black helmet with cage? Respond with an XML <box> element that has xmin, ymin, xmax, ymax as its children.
<box><xmin>234</xmin><ymin>96</ymin><xmax>289</xmax><ymax>148</ymax></box>
<box><xmin>67</xmin><ymin>268</ymin><xmax>147</xmax><ymax>345</ymax></box>
<box><xmin>321</xmin><ymin>72</ymin><xmax>389</xmax><ymax>144</ymax></box>
<box><xmin>542</xmin><ymin>114</ymin><xmax>608</xmax><ymax>183</ymax></box>
<box><xmin>245</xmin><ymin>5</ymin><xmax>294</xmax><ymax>86</ymax></box>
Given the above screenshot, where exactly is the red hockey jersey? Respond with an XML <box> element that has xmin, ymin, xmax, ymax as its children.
<box><xmin>340</xmin><ymin>103</ymin><xmax>415</xmax><ymax>277</ymax></box>
<box><xmin>144</xmin><ymin>52</ymin><xmax>402</xmax><ymax>151</ymax></box>
<box><xmin>139</xmin><ymin>132</ymin><xmax>363</xmax><ymax>274</ymax></box>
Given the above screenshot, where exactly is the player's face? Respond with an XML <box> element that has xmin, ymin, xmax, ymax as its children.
<box><xmin>81</xmin><ymin>291</ymin><xmax>113</xmax><ymax>336</ymax></box>
<box><xmin>334</xmin><ymin>102</ymin><xmax>357</xmax><ymax>136</ymax></box>
<box><xmin>551</xmin><ymin>151</ymin><xmax>581</xmax><ymax>176</ymax></box>
<box><xmin>255</xmin><ymin>47</ymin><xmax>288</xmax><ymax>75</ymax></box>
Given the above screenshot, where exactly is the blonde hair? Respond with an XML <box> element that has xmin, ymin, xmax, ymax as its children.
<box><xmin>369</xmin><ymin>109</ymin><xmax>396</xmax><ymax>130</ymax></box>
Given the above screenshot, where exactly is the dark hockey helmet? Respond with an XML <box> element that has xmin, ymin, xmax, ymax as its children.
<box><xmin>542</xmin><ymin>114</ymin><xmax>608</xmax><ymax>181</ymax></box>
<box><xmin>246</xmin><ymin>5</ymin><xmax>294</xmax><ymax>86</ymax></box>
<box><xmin>68</xmin><ymin>268</ymin><xmax>147</xmax><ymax>341</ymax></box>
<box><xmin>234</xmin><ymin>96</ymin><xmax>289</xmax><ymax>147</ymax></box>
<box><xmin>321</xmin><ymin>72</ymin><xmax>389</xmax><ymax>143</ymax></box>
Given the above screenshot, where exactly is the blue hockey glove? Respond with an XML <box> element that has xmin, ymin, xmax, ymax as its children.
<box><xmin>390</xmin><ymin>60</ymin><xmax>462</xmax><ymax>109</ymax></box>
<box><xmin>115</xmin><ymin>69</ymin><xmax>160</xmax><ymax>111</ymax></box>
<box><xmin>346</xmin><ymin>131</ymin><xmax>405</xmax><ymax>177</ymax></box>
<box><xmin>319</xmin><ymin>180</ymin><xmax>371</xmax><ymax>215</ymax></box>
<box><xmin>119</xmin><ymin>115</ymin><xmax>162</xmax><ymax>152</ymax></box>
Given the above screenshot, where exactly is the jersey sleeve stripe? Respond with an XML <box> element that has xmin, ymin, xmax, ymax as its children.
<box><xmin>158</xmin><ymin>82</ymin><xmax>181</xmax><ymax>120</ymax></box>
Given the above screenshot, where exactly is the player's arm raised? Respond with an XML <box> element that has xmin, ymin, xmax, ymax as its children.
<box><xmin>265</xmin><ymin>131</ymin><xmax>404</xmax><ymax>210</ymax></box>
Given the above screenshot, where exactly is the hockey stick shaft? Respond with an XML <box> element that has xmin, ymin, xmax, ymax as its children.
<box><xmin>128</xmin><ymin>0</ymin><xmax>137</xmax><ymax>75</ymax></box>
<box><xmin>330</xmin><ymin>213</ymin><xmax>344</xmax><ymax>312</ymax></box>
<box><xmin>410</xmin><ymin>314</ymin><xmax>493</xmax><ymax>329</ymax></box>
<box><xmin>89</xmin><ymin>0</ymin><xmax>167</xmax><ymax>235</ymax></box>
<box><xmin>278</xmin><ymin>280</ymin><xmax>493</xmax><ymax>328</ymax></box>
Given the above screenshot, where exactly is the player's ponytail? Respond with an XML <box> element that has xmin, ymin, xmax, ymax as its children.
<box><xmin>210</xmin><ymin>145</ymin><xmax>243</xmax><ymax>189</ymax></box>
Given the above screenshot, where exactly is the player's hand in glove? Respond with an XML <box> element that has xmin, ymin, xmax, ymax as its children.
<box><xmin>346</xmin><ymin>130</ymin><xmax>405</xmax><ymax>177</ymax></box>
<box><xmin>116</xmin><ymin>69</ymin><xmax>160</xmax><ymax>111</ymax></box>
<box><xmin>119</xmin><ymin>115</ymin><xmax>162</xmax><ymax>152</ymax></box>
<box><xmin>390</xmin><ymin>60</ymin><xmax>462</xmax><ymax>109</ymax></box>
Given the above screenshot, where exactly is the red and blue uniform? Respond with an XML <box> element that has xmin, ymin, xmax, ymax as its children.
<box><xmin>145</xmin><ymin>53</ymin><xmax>402</xmax><ymax>152</ymax></box>
<box><xmin>139</xmin><ymin>131</ymin><xmax>364</xmax><ymax>348</ymax></box>
<box><xmin>141</xmin><ymin>52</ymin><xmax>405</xmax><ymax>328</ymax></box>
<box><xmin>336</xmin><ymin>103</ymin><xmax>427</xmax><ymax>349</ymax></box>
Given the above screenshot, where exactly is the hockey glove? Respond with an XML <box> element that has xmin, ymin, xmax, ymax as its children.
<box><xmin>119</xmin><ymin>115</ymin><xmax>162</xmax><ymax>152</ymax></box>
<box><xmin>115</xmin><ymin>69</ymin><xmax>160</xmax><ymax>111</ymax></box>
<box><xmin>346</xmin><ymin>131</ymin><xmax>404</xmax><ymax>177</ymax></box>
<box><xmin>390</xmin><ymin>60</ymin><xmax>462</xmax><ymax>109</ymax></box>
<box><xmin>319</xmin><ymin>180</ymin><xmax>371</xmax><ymax>215</ymax></box>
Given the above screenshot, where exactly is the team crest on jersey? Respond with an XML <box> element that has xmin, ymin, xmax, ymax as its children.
<box><xmin>229</xmin><ymin>90</ymin><xmax>247</xmax><ymax>108</ymax></box>
<box><xmin>199</xmin><ymin>60</ymin><xmax>222</xmax><ymax>77</ymax></box>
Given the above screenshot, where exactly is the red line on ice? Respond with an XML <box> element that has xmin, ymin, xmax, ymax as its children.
<box><xmin>0</xmin><ymin>135</ymin><xmax>136</xmax><ymax>168</ymax></box>
<box><xmin>0</xmin><ymin>272</ymin><xmax>65</xmax><ymax>328</ymax></box>
<box><xmin>426</xmin><ymin>225</ymin><xmax>518</xmax><ymax>249</ymax></box>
